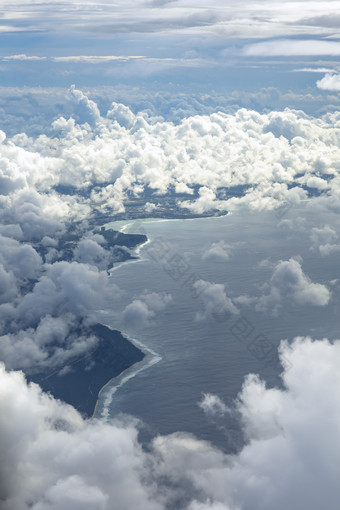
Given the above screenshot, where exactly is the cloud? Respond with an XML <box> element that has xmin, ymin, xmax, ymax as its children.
<box><xmin>2</xmin><ymin>54</ymin><xmax>47</xmax><ymax>61</ymax></box>
<box><xmin>202</xmin><ymin>241</ymin><xmax>233</xmax><ymax>262</ymax></box>
<box><xmin>0</xmin><ymin>87</ymin><xmax>340</xmax><ymax>510</ymax></box>
<box><xmin>292</xmin><ymin>67</ymin><xmax>336</xmax><ymax>73</ymax></box>
<box><xmin>0</xmin><ymin>25</ymin><xmax>32</xmax><ymax>32</ymax></box>
<box><xmin>123</xmin><ymin>291</ymin><xmax>172</xmax><ymax>328</ymax></box>
<box><xmin>69</xmin><ymin>85</ymin><xmax>101</xmax><ymax>126</ymax></box>
<box><xmin>15</xmin><ymin>261</ymin><xmax>110</xmax><ymax>326</ymax></box>
<box><xmin>198</xmin><ymin>393</ymin><xmax>228</xmax><ymax>417</ymax></box>
<box><xmin>0</xmin><ymin>363</ymin><xmax>162</xmax><ymax>510</ymax></box>
<box><xmin>193</xmin><ymin>280</ymin><xmax>239</xmax><ymax>321</ymax></box>
<box><xmin>2</xmin><ymin>86</ymin><xmax>340</xmax><ymax>219</ymax></box>
<box><xmin>245</xmin><ymin>39</ymin><xmax>340</xmax><ymax>57</ymax></box>
<box><xmin>2</xmin><ymin>85</ymin><xmax>340</xmax><ymax>141</ymax></box>
<box><xmin>73</xmin><ymin>238</ymin><xmax>110</xmax><ymax>270</ymax></box>
<box><xmin>182</xmin><ymin>187</ymin><xmax>218</xmax><ymax>214</ymax></box>
<box><xmin>0</xmin><ymin>314</ymin><xmax>98</xmax><ymax>373</ymax></box>
<box><xmin>257</xmin><ymin>257</ymin><xmax>331</xmax><ymax>313</ymax></box>
<box><xmin>106</xmin><ymin>102</ymin><xmax>136</xmax><ymax>128</ymax></box>
<box><xmin>318</xmin><ymin>243</ymin><xmax>340</xmax><ymax>256</ymax></box>
<box><xmin>155</xmin><ymin>336</ymin><xmax>340</xmax><ymax>510</ymax></box>
<box><xmin>316</xmin><ymin>72</ymin><xmax>340</xmax><ymax>91</ymax></box>
<box><xmin>297</xmin><ymin>13</ymin><xmax>340</xmax><ymax>29</ymax></box>
<box><xmin>3</xmin><ymin>0</ymin><xmax>340</xmax><ymax>43</ymax></box>
<box><xmin>309</xmin><ymin>224</ymin><xmax>340</xmax><ymax>255</ymax></box>
<box><xmin>53</xmin><ymin>55</ymin><xmax>145</xmax><ymax>63</ymax></box>
<box><xmin>2</xmin><ymin>336</ymin><xmax>340</xmax><ymax>509</ymax></box>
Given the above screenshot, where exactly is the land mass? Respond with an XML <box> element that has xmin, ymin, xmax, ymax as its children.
<box><xmin>28</xmin><ymin>197</ymin><xmax>227</xmax><ymax>418</ymax></box>
<box><xmin>28</xmin><ymin>324</ymin><xmax>145</xmax><ymax>418</ymax></box>
<box><xmin>28</xmin><ymin>225</ymin><xmax>149</xmax><ymax>418</ymax></box>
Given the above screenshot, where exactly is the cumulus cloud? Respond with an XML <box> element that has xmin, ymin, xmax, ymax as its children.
<box><xmin>123</xmin><ymin>291</ymin><xmax>172</xmax><ymax>328</ymax></box>
<box><xmin>193</xmin><ymin>280</ymin><xmax>239</xmax><ymax>321</ymax></box>
<box><xmin>317</xmin><ymin>72</ymin><xmax>340</xmax><ymax>91</ymax></box>
<box><xmin>0</xmin><ymin>314</ymin><xmax>98</xmax><ymax>373</ymax></box>
<box><xmin>73</xmin><ymin>238</ymin><xmax>110</xmax><ymax>270</ymax></box>
<box><xmin>309</xmin><ymin>224</ymin><xmax>340</xmax><ymax>255</ymax></box>
<box><xmin>2</xmin><ymin>336</ymin><xmax>340</xmax><ymax>509</ymax></box>
<box><xmin>1</xmin><ymin>85</ymin><xmax>340</xmax><ymax>509</ymax></box>
<box><xmin>3</xmin><ymin>87</ymin><xmax>340</xmax><ymax>216</ymax></box>
<box><xmin>69</xmin><ymin>85</ymin><xmax>101</xmax><ymax>126</ymax></box>
<box><xmin>257</xmin><ymin>257</ymin><xmax>331</xmax><ymax>313</ymax></box>
<box><xmin>0</xmin><ymin>87</ymin><xmax>338</xmax><ymax>379</ymax></box>
<box><xmin>318</xmin><ymin>243</ymin><xmax>340</xmax><ymax>256</ymax></box>
<box><xmin>199</xmin><ymin>393</ymin><xmax>228</xmax><ymax>417</ymax></box>
<box><xmin>155</xmin><ymin>336</ymin><xmax>340</xmax><ymax>510</ymax></box>
<box><xmin>0</xmin><ymin>249</ymin><xmax>113</xmax><ymax>373</ymax></box>
<box><xmin>202</xmin><ymin>241</ymin><xmax>233</xmax><ymax>262</ymax></box>
<box><xmin>0</xmin><ymin>363</ymin><xmax>162</xmax><ymax>510</ymax></box>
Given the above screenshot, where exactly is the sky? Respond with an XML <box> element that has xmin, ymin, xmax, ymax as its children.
<box><xmin>1</xmin><ymin>1</ymin><xmax>340</xmax><ymax>510</ymax></box>
<box><xmin>1</xmin><ymin>0</ymin><xmax>340</xmax><ymax>94</ymax></box>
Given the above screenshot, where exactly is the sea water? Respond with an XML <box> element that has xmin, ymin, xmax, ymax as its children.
<box><xmin>95</xmin><ymin>206</ymin><xmax>340</xmax><ymax>451</ymax></box>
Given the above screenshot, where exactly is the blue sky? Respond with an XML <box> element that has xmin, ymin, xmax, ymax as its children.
<box><xmin>2</xmin><ymin>0</ymin><xmax>340</xmax><ymax>94</ymax></box>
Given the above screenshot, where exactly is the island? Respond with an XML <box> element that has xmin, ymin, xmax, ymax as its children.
<box><xmin>27</xmin><ymin>225</ymin><xmax>149</xmax><ymax>418</ymax></box>
<box><xmin>27</xmin><ymin>186</ymin><xmax>230</xmax><ymax>418</ymax></box>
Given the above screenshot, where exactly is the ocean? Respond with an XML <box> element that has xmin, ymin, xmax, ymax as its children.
<box><xmin>94</xmin><ymin>206</ymin><xmax>340</xmax><ymax>451</ymax></box>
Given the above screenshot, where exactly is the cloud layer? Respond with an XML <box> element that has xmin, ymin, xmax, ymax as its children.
<box><xmin>3</xmin><ymin>86</ymin><xmax>340</xmax><ymax>218</ymax></box>
<box><xmin>257</xmin><ymin>257</ymin><xmax>331</xmax><ymax>313</ymax></box>
<box><xmin>0</xmin><ymin>87</ymin><xmax>339</xmax><ymax>509</ymax></box>
<box><xmin>0</xmin><ymin>87</ymin><xmax>337</xmax><ymax>375</ymax></box>
<box><xmin>2</xmin><ymin>336</ymin><xmax>340</xmax><ymax>509</ymax></box>
<box><xmin>3</xmin><ymin>0</ymin><xmax>340</xmax><ymax>42</ymax></box>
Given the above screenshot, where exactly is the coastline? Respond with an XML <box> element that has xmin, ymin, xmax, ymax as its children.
<box><xmin>29</xmin><ymin>324</ymin><xmax>147</xmax><ymax>419</ymax></box>
<box><xmin>92</xmin><ymin>331</ymin><xmax>161</xmax><ymax>420</ymax></box>
<box><xmin>93</xmin><ymin>212</ymin><xmax>229</xmax><ymax>421</ymax></box>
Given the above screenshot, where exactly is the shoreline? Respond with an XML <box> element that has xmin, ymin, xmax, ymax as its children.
<box><xmin>29</xmin><ymin>324</ymin><xmax>146</xmax><ymax>419</ymax></box>
<box><xmin>105</xmin><ymin>212</ymin><xmax>229</xmax><ymax>236</ymax></box>
<box><xmin>92</xmin><ymin>331</ymin><xmax>161</xmax><ymax>420</ymax></box>
<box><xmin>94</xmin><ymin>212</ymin><xmax>229</xmax><ymax>420</ymax></box>
<box><xmin>105</xmin><ymin>213</ymin><xmax>229</xmax><ymax>272</ymax></box>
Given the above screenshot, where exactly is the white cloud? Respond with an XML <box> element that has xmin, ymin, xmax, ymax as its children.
<box><xmin>317</xmin><ymin>72</ymin><xmax>340</xmax><ymax>91</ymax></box>
<box><xmin>292</xmin><ymin>67</ymin><xmax>336</xmax><ymax>73</ymax></box>
<box><xmin>245</xmin><ymin>39</ymin><xmax>340</xmax><ymax>57</ymax></box>
<box><xmin>257</xmin><ymin>257</ymin><xmax>331</xmax><ymax>313</ymax></box>
<box><xmin>202</xmin><ymin>241</ymin><xmax>233</xmax><ymax>262</ymax></box>
<box><xmin>199</xmin><ymin>393</ymin><xmax>228</xmax><ymax>417</ymax></box>
<box><xmin>52</xmin><ymin>55</ymin><xmax>145</xmax><ymax>63</ymax></box>
<box><xmin>73</xmin><ymin>238</ymin><xmax>110</xmax><ymax>270</ymax></box>
<box><xmin>310</xmin><ymin>224</ymin><xmax>339</xmax><ymax>255</ymax></box>
<box><xmin>123</xmin><ymin>291</ymin><xmax>172</xmax><ymax>328</ymax></box>
<box><xmin>2</xmin><ymin>54</ymin><xmax>47</xmax><ymax>61</ymax></box>
<box><xmin>69</xmin><ymin>85</ymin><xmax>101</xmax><ymax>126</ymax></box>
<box><xmin>193</xmin><ymin>280</ymin><xmax>239</xmax><ymax>321</ymax></box>
<box><xmin>2</xmin><ymin>0</ymin><xmax>340</xmax><ymax>42</ymax></box>
<box><xmin>155</xmin><ymin>336</ymin><xmax>340</xmax><ymax>510</ymax></box>
<box><xmin>0</xmin><ymin>88</ymin><xmax>340</xmax><ymax>510</ymax></box>
<box><xmin>2</xmin><ymin>336</ymin><xmax>340</xmax><ymax>509</ymax></box>
<box><xmin>318</xmin><ymin>243</ymin><xmax>340</xmax><ymax>256</ymax></box>
<box><xmin>0</xmin><ymin>314</ymin><xmax>98</xmax><ymax>372</ymax></box>
<box><xmin>3</xmin><ymin>87</ymin><xmax>340</xmax><ymax>216</ymax></box>
<box><xmin>0</xmin><ymin>363</ymin><xmax>162</xmax><ymax>510</ymax></box>
<box><xmin>16</xmin><ymin>261</ymin><xmax>110</xmax><ymax>325</ymax></box>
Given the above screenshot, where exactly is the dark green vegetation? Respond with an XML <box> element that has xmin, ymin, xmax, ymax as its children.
<box><xmin>28</xmin><ymin>324</ymin><xmax>145</xmax><ymax>418</ymax></box>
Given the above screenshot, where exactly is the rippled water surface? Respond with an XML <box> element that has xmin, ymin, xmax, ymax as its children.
<box><xmin>96</xmin><ymin>208</ymin><xmax>339</xmax><ymax>450</ymax></box>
